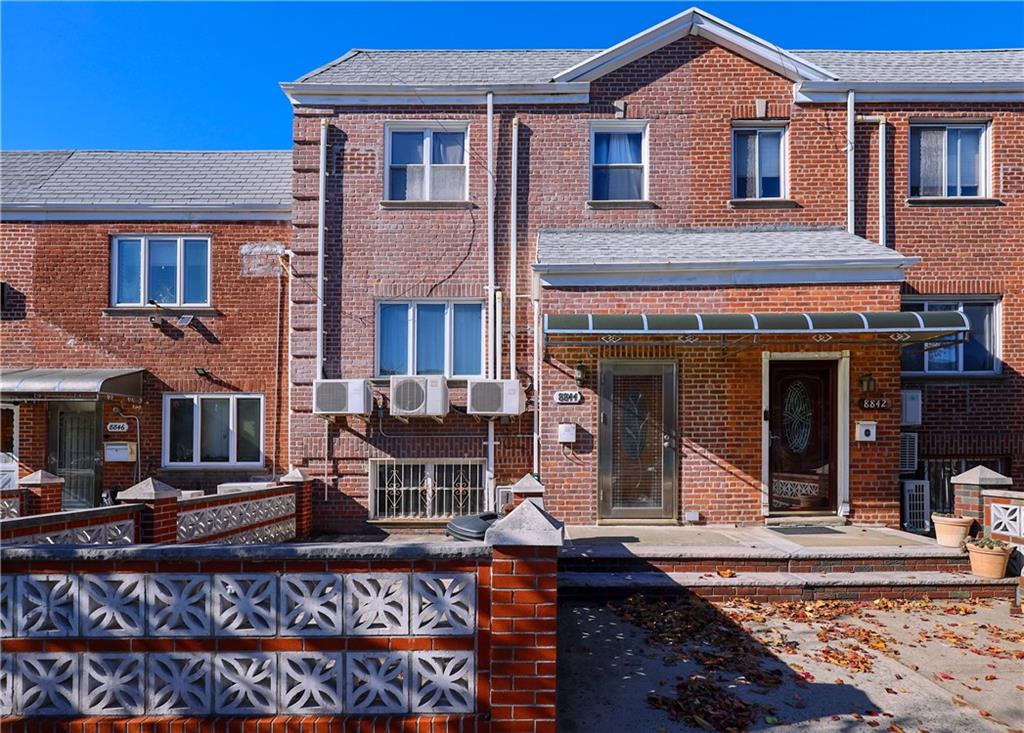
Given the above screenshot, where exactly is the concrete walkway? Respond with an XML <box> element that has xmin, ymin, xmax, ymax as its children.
<box><xmin>558</xmin><ymin>598</ymin><xmax>1024</xmax><ymax>732</ymax></box>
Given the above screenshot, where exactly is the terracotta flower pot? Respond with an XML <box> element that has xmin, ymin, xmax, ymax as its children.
<box><xmin>966</xmin><ymin>543</ymin><xmax>1012</xmax><ymax>579</ymax></box>
<box><xmin>932</xmin><ymin>514</ymin><xmax>974</xmax><ymax>547</ymax></box>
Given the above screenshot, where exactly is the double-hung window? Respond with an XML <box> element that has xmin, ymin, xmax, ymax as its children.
<box><xmin>590</xmin><ymin>121</ymin><xmax>648</xmax><ymax>201</ymax></box>
<box><xmin>377</xmin><ymin>301</ymin><xmax>483</xmax><ymax>378</ymax></box>
<box><xmin>732</xmin><ymin>126</ymin><xmax>786</xmax><ymax>199</ymax></box>
<box><xmin>111</xmin><ymin>235</ymin><xmax>211</xmax><ymax>307</ymax></box>
<box><xmin>901</xmin><ymin>299</ymin><xmax>999</xmax><ymax>374</ymax></box>
<box><xmin>910</xmin><ymin>124</ymin><xmax>988</xmax><ymax>198</ymax></box>
<box><xmin>385</xmin><ymin>123</ymin><xmax>468</xmax><ymax>201</ymax></box>
<box><xmin>163</xmin><ymin>393</ymin><xmax>264</xmax><ymax>467</ymax></box>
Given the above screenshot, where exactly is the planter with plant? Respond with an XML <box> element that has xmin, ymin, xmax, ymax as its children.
<box><xmin>931</xmin><ymin>512</ymin><xmax>974</xmax><ymax>547</ymax></box>
<box><xmin>965</xmin><ymin>537</ymin><xmax>1012</xmax><ymax>579</ymax></box>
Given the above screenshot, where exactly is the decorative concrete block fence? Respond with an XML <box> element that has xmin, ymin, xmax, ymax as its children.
<box><xmin>0</xmin><ymin>500</ymin><xmax>562</xmax><ymax>733</ymax></box>
<box><xmin>0</xmin><ymin>469</ymin><xmax>314</xmax><ymax>547</ymax></box>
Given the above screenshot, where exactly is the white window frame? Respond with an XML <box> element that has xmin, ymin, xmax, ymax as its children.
<box><xmin>383</xmin><ymin>121</ymin><xmax>470</xmax><ymax>201</ymax></box>
<box><xmin>731</xmin><ymin>125</ymin><xmax>788</xmax><ymax>199</ymax></box>
<box><xmin>110</xmin><ymin>235</ymin><xmax>212</xmax><ymax>307</ymax></box>
<box><xmin>589</xmin><ymin>120</ymin><xmax>649</xmax><ymax>201</ymax></box>
<box><xmin>161</xmin><ymin>393</ymin><xmax>264</xmax><ymax>468</ymax></box>
<box><xmin>374</xmin><ymin>300</ymin><xmax>485</xmax><ymax>379</ymax></box>
<box><xmin>908</xmin><ymin>123</ymin><xmax>990</xmax><ymax>198</ymax></box>
<box><xmin>901</xmin><ymin>297</ymin><xmax>1002</xmax><ymax>375</ymax></box>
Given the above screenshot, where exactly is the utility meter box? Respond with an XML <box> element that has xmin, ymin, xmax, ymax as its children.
<box><xmin>104</xmin><ymin>441</ymin><xmax>137</xmax><ymax>462</ymax></box>
<box><xmin>557</xmin><ymin>423</ymin><xmax>577</xmax><ymax>444</ymax></box>
<box><xmin>855</xmin><ymin>421</ymin><xmax>877</xmax><ymax>442</ymax></box>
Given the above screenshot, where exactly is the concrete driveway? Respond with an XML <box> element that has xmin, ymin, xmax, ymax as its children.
<box><xmin>558</xmin><ymin>596</ymin><xmax>1024</xmax><ymax>732</ymax></box>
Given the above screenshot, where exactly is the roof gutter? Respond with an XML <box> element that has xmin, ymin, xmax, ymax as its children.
<box><xmin>796</xmin><ymin>80</ymin><xmax>1024</xmax><ymax>103</ymax></box>
<box><xmin>280</xmin><ymin>81</ymin><xmax>590</xmax><ymax>106</ymax></box>
<box><xmin>0</xmin><ymin>203</ymin><xmax>291</xmax><ymax>222</ymax></box>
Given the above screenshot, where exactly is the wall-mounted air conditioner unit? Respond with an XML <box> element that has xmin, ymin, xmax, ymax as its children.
<box><xmin>899</xmin><ymin>432</ymin><xmax>919</xmax><ymax>474</ymax></box>
<box><xmin>389</xmin><ymin>375</ymin><xmax>449</xmax><ymax>417</ymax></box>
<box><xmin>901</xmin><ymin>389</ymin><xmax>922</xmax><ymax>426</ymax></box>
<box><xmin>313</xmin><ymin>379</ymin><xmax>373</xmax><ymax>415</ymax></box>
<box><xmin>466</xmin><ymin>379</ymin><xmax>526</xmax><ymax>417</ymax></box>
<box><xmin>902</xmin><ymin>479</ymin><xmax>931</xmax><ymax>532</ymax></box>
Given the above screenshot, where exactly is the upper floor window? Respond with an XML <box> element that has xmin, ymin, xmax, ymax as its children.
<box><xmin>910</xmin><ymin>124</ymin><xmax>988</xmax><ymax>198</ymax></box>
<box><xmin>111</xmin><ymin>235</ymin><xmax>210</xmax><ymax>307</ymax></box>
<box><xmin>590</xmin><ymin>121</ymin><xmax>648</xmax><ymax>201</ymax></box>
<box><xmin>732</xmin><ymin>126</ymin><xmax>786</xmax><ymax>199</ymax></box>
<box><xmin>385</xmin><ymin>123</ymin><xmax>468</xmax><ymax>201</ymax></box>
<box><xmin>163</xmin><ymin>393</ymin><xmax>263</xmax><ymax>468</ymax></box>
<box><xmin>901</xmin><ymin>299</ymin><xmax>999</xmax><ymax>374</ymax></box>
<box><xmin>377</xmin><ymin>301</ymin><xmax>483</xmax><ymax>378</ymax></box>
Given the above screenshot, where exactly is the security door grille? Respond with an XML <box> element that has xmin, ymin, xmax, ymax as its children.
<box><xmin>371</xmin><ymin>459</ymin><xmax>487</xmax><ymax>519</ymax></box>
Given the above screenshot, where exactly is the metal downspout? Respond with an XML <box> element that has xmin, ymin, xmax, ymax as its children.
<box><xmin>485</xmin><ymin>92</ymin><xmax>496</xmax><ymax>503</ymax></box>
<box><xmin>846</xmin><ymin>90</ymin><xmax>856</xmax><ymax>234</ymax></box>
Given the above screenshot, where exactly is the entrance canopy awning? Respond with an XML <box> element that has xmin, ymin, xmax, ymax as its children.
<box><xmin>544</xmin><ymin>311</ymin><xmax>969</xmax><ymax>343</ymax></box>
<box><xmin>0</xmin><ymin>368</ymin><xmax>144</xmax><ymax>398</ymax></box>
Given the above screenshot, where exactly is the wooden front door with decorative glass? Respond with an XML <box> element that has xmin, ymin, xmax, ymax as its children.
<box><xmin>768</xmin><ymin>361</ymin><xmax>838</xmax><ymax>513</ymax></box>
<box><xmin>598</xmin><ymin>362</ymin><xmax>677</xmax><ymax>520</ymax></box>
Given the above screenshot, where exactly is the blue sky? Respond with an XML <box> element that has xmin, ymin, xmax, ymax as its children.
<box><xmin>2</xmin><ymin>1</ymin><xmax>1022</xmax><ymax>150</ymax></box>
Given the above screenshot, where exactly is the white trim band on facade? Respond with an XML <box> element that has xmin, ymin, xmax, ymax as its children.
<box><xmin>796</xmin><ymin>81</ymin><xmax>1024</xmax><ymax>104</ymax></box>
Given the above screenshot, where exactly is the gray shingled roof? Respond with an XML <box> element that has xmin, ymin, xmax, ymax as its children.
<box><xmin>1</xmin><ymin>150</ymin><xmax>292</xmax><ymax>207</ymax></box>
<box><xmin>297</xmin><ymin>47</ymin><xmax>1024</xmax><ymax>86</ymax></box>
<box><xmin>536</xmin><ymin>227</ymin><xmax>908</xmax><ymax>266</ymax></box>
<box><xmin>297</xmin><ymin>49</ymin><xmax>600</xmax><ymax>85</ymax></box>
<box><xmin>794</xmin><ymin>49</ymin><xmax>1024</xmax><ymax>84</ymax></box>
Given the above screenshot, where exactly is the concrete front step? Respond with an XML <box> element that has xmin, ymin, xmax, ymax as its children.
<box><xmin>559</xmin><ymin>546</ymin><xmax>971</xmax><ymax>574</ymax></box>
<box><xmin>558</xmin><ymin>570</ymin><xmax>1018</xmax><ymax>602</ymax></box>
<box><xmin>764</xmin><ymin>514</ymin><xmax>849</xmax><ymax>527</ymax></box>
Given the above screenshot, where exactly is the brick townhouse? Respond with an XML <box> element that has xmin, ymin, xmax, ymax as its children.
<box><xmin>2</xmin><ymin>7</ymin><xmax>1021</xmax><ymax>532</ymax></box>
<box><xmin>0</xmin><ymin>151</ymin><xmax>292</xmax><ymax>506</ymax></box>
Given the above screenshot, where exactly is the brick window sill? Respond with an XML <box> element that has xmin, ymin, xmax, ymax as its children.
<box><xmin>102</xmin><ymin>307</ymin><xmax>221</xmax><ymax>318</ymax></box>
<box><xmin>905</xmin><ymin>197</ymin><xmax>1003</xmax><ymax>208</ymax></box>
<box><xmin>586</xmin><ymin>200</ymin><xmax>658</xmax><ymax>210</ymax></box>
<box><xmin>901</xmin><ymin>372</ymin><xmax>1007</xmax><ymax>382</ymax></box>
<box><xmin>728</xmin><ymin>198</ymin><xmax>801</xmax><ymax>209</ymax></box>
<box><xmin>379</xmin><ymin>200</ymin><xmax>476</xmax><ymax>210</ymax></box>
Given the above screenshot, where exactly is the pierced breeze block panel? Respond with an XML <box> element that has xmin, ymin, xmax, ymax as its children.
<box><xmin>3</xmin><ymin>571</ymin><xmax>478</xmax><ymax>715</ymax></box>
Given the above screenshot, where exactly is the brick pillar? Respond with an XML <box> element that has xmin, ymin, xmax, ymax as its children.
<box><xmin>19</xmin><ymin>470</ymin><xmax>64</xmax><ymax>515</ymax></box>
<box><xmin>118</xmin><ymin>477</ymin><xmax>181</xmax><ymax>544</ymax></box>
<box><xmin>951</xmin><ymin>465</ymin><xmax>1013</xmax><ymax>526</ymax></box>
<box><xmin>280</xmin><ymin>468</ymin><xmax>313</xmax><ymax>538</ymax></box>
<box><xmin>485</xmin><ymin>499</ymin><xmax>563</xmax><ymax>733</ymax></box>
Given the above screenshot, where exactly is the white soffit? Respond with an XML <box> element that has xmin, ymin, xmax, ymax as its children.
<box><xmin>551</xmin><ymin>7</ymin><xmax>835</xmax><ymax>84</ymax></box>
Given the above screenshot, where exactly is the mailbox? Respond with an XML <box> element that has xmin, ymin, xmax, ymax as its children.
<box><xmin>104</xmin><ymin>441</ymin><xmax>137</xmax><ymax>462</ymax></box>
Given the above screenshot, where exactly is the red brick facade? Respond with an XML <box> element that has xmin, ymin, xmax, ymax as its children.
<box><xmin>287</xmin><ymin>34</ymin><xmax>1023</xmax><ymax>529</ymax></box>
<box><xmin>0</xmin><ymin>221</ymin><xmax>292</xmax><ymax>502</ymax></box>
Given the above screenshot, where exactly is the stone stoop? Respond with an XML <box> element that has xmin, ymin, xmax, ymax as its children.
<box><xmin>558</xmin><ymin>570</ymin><xmax>1019</xmax><ymax>602</ymax></box>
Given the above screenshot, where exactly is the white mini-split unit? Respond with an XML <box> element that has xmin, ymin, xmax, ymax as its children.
<box><xmin>466</xmin><ymin>379</ymin><xmax>527</xmax><ymax>417</ymax></box>
<box><xmin>313</xmin><ymin>379</ymin><xmax>374</xmax><ymax>415</ymax></box>
<box><xmin>389</xmin><ymin>375</ymin><xmax>450</xmax><ymax>417</ymax></box>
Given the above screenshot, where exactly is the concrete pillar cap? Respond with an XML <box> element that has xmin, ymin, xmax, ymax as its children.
<box><xmin>485</xmin><ymin>499</ymin><xmax>564</xmax><ymax>547</ymax></box>
<box><xmin>19</xmin><ymin>470</ymin><xmax>64</xmax><ymax>486</ymax></box>
<box><xmin>511</xmin><ymin>473</ymin><xmax>545</xmax><ymax>495</ymax></box>
<box><xmin>279</xmin><ymin>468</ymin><xmax>311</xmax><ymax>484</ymax></box>
<box><xmin>118</xmin><ymin>477</ymin><xmax>181</xmax><ymax>501</ymax></box>
<box><xmin>951</xmin><ymin>465</ymin><xmax>1013</xmax><ymax>487</ymax></box>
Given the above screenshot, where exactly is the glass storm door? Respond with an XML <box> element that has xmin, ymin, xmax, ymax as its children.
<box><xmin>768</xmin><ymin>361</ymin><xmax>837</xmax><ymax>512</ymax></box>
<box><xmin>49</xmin><ymin>402</ymin><xmax>100</xmax><ymax>509</ymax></box>
<box><xmin>598</xmin><ymin>362</ymin><xmax>677</xmax><ymax>520</ymax></box>
<box><xmin>0</xmin><ymin>404</ymin><xmax>18</xmax><ymax>490</ymax></box>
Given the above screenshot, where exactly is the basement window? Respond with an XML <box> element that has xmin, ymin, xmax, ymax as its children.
<box><xmin>910</xmin><ymin>125</ymin><xmax>988</xmax><ymax>198</ymax></box>
<box><xmin>385</xmin><ymin>123</ymin><xmax>468</xmax><ymax>201</ymax></box>
<box><xmin>371</xmin><ymin>459</ymin><xmax>487</xmax><ymax>519</ymax></box>
<box><xmin>163</xmin><ymin>393</ymin><xmax>263</xmax><ymax>468</ymax></box>
<box><xmin>732</xmin><ymin>126</ymin><xmax>786</xmax><ymax>199</ymax></box>
<box><xmin>111</xmin><ymin>235</ymin><xmax>211</xmax><ymax>307</ymax></box>
<box><xmin>377</xmin><ymin>301</ymin><xmax>483</xmax><ymax>378</ymax></box>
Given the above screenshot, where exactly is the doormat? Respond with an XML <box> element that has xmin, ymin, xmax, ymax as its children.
<box><xmin>770</xmin><ymin>526</ymin><xmax>844</xmax><ymax>535</ymax></box>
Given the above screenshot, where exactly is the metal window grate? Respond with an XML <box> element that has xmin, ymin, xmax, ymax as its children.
<box><xmin>371</xmin><ymin>459</ymin><xmax>488</xmax><ymax>520</ymax></box>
